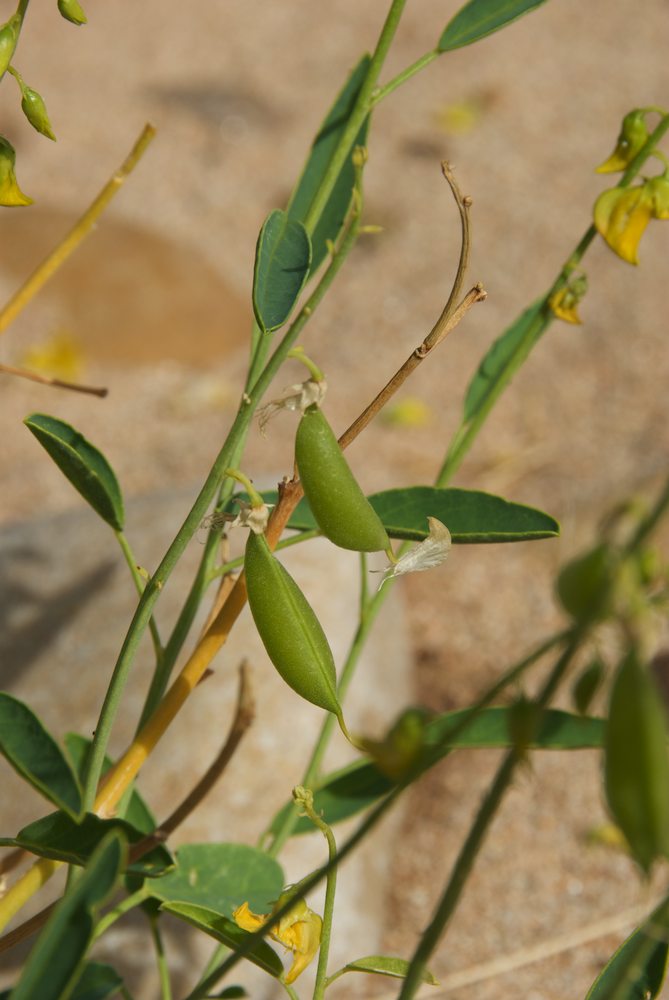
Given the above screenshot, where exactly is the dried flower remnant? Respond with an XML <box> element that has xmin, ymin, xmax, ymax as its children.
<box><xmin>377</xmin><ymin>517</ymin><xmax>451</xmax><ymax>586</ymax></box>
<box><xmin>258</xmin><ymin>377</ymin><xmax>327</xmax><ymax>434</ymax></box>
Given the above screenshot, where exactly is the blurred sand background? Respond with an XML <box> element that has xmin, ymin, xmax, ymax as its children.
<box><xmin>1</xmin><ymin>1</ymin><xmax>669</xmax><ymax>997</ymax></box>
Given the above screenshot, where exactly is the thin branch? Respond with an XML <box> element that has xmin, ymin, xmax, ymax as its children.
<box><xmin>0</xmin><ymin>361</ymin><xmax>108</xmax><ymax>397</ymax></box>
<box><xmin>0</xmin><ymin>124</ymin><xmax>156</xmax><ymax>339</ymax></box>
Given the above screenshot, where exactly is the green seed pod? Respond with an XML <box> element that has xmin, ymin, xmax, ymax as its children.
<box><xmin>57</xmin><ymin>0</ymin><xmax>88</xmax><ymax>26</ymax></box>
<box><xmin>605</xmin><ymin>649</ymin><xmax>669</xmax><ymax>873</ymax></box>
<box><xmin>21</xmin><ymin>86</ymin><xmax>56</xmax><ymax>141</ymax></box>
<box><xmin>295</xmin><ymin>406</ymin><xmax>390</xmax><ymax>553</ymax></box>
<box><xmin>245</xmin><ymin>531</ymin><xmax>342</xmax><ymax>718</ymax></box>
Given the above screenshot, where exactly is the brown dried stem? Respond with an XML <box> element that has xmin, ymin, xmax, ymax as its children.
<box><xmin>0</xmin><ymin>362</ymin><xmax>108</xmax><ymax>397</ymax></box>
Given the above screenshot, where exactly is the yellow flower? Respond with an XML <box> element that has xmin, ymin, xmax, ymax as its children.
<box><xmin>548</xmin><ymin>274</ymin><xmax>587</xmax><ymax>325</ymax></box>
<box><xmin>233</xmin><ymin>894</ymin><xmax>322</xmax><ymax>985</ymax></box>
<box><xmin>0</xmin><ymin>136</ymin><xmax>32</xmax><ymax>207</ymax></box>
<box><xmin>593</xmin><ymin>184</ymin><xmax>654</xmax><ymax>265</ymax></box>
<box><xmin>596</xmin><ymin>110</ymin><xmax>649</xmax><ymax>174</ymax></box>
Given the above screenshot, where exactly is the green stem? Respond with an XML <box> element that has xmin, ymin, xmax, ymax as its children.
<box><xmin>115</xmin><ymin>530</ymin><xmax>164</xmax><ymax>666</ymax></box>
<box><xmin>301</xmin><ymin>0</ymin><xmax>408</xmax><ymax>236</ymax></box>
<box><xmin>626</xmin><ymin>472</ymin><xmax>669</xmax><ymax>554</ymax></box>
<box><xmin>148</xmin><ymin>913</ymin><xmax>173</xmax><ymax>1000</ymax></box>
<box><xmin>437</xmin><ymin>111</ymin><xmax>669</xmax><ymax>487</ymax></box>
<box><xmin>397</xmin><ymin>629</ymin><xmax>585</xmax><ymax>998</ymax></box>
<box><xmin>293</xmin><ymin>789</ymin><xmax>338</xmax><ymax>1000</ymax></box>
<box><xmin>370</xmin><ymin>49</ymin><xmax>439</xmax><ymax>106</ymax></box>
<box><xmin>92</xmin><ymin>886</ymin><xmax>150</xmax><ymax>940</ymax></box>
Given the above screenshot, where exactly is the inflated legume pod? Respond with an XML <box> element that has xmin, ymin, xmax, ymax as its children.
<box><xmin>245</xmin><ymin>530</ymin><xmax>342</xmax><ymax>719</ymax></box>
<box><xmin>295</xmin><ymin>406</ymin><xmax>390</xmax><ymax>553</ymax></box>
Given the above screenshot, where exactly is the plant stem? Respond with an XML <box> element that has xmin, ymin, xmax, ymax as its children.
<box><xmin>301</xmin><ymin>0</ymin><xmax>408</xmax><ymax>236</ymax></box>
<box><xmin>370</xmin><ymin>49</ymin><xmax>440</xmax><ymax>106</ymax></box>
<box><xmin>397</xmin><ymin>629</ymin><xmax>585</xmax><ymax>998</ymax></box>
<box><xmin>92</xmin><ymin>887</ymin><xmax>150</xmax><ymax>940</ymax></box>
<box><xmin>0</xmin><ymin>124</ymin><xmax>156</xmax><ymax>339</ymax></box>
<box><xmin>149</xmin><ymin>914</ymin><xmax>173</xmax><ymax>1000</ymax></box>
<box><xmin>207</xmin><ymin>529</ymin><xmax>320</xmax><ymax>582</ymax></box>
<box><xmin>0</xmin><ymin>360</ymin><xmax>107</xmax><ymax>396</ymax></box>
<box><xmin>115</xmin><ymin>530</ymin><xmax>164</xmax><ymax>666</ymax></box>
<box><xmin>291</xmin><ymin>791</ymin><xmax>337</xmax><ymax>1000</ymax></box>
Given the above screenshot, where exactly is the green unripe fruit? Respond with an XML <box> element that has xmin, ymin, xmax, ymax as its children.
<box><xmin>295</xmin><ymin>406</ymin><xmax>390</xmax><ymax>553</ymax></box>
<box><xmin>605</xmin><ymin>649</ymin><xmax>669</xmax><ymax>873</ymax></box>
<box><xmin>21</xmin><ymin>87</ymin><xmax>56</xmax><ymax>141</ymax></box>
<box><xmin>245</xmin><ymin>531</ymin><xmax>342</xmax><ymax>718</ymax></box>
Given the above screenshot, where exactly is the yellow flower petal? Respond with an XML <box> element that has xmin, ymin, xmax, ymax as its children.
<box><xmin>595</xmin><ymin>110</ymin><xmax>649</xmax><ymax>174</ymax></box>
<box><xmin>232</xmin><ymin>901</ymin><xmax>265</xmax><ymax>933</ymax></box>
<box><xmin>232</xmin><ymin>895</ymin><xmax>323</xmax><ymax>984</ymax></box>
<box><xmin>548</xmin><ymin>287</ymin><xmax>582</xmax><ymax>325</ymax></box>
<box><xmin>594</xmin><ymin>185</ymin><xmax>653</xmax><ymax>265</ymax></box>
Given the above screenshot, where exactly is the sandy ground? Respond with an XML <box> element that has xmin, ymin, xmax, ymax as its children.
<box><xmin>2</xmin><ymin>1</ymin><xmax>669</xmax><ymax>997</ymax></box>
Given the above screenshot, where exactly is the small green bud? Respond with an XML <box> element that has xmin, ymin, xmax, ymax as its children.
<box><xmin>0</xmin><ymin>14</ymin><xmax>20</xmax><ymax>79</ymax></box>
<box><xmin>572</xmin><ymin>658</ymin><xmax>605</xmax><ymax>715</ymax></box>
<box><xmin>0</xmin><ymin>135</ymin><xmax>33</xmax><ymax>207</ymax></box>
<box><xmin>647</xmin><ymin>173</ymin><xmax>669</xmax><ymax>221</ymax></box>
<box><xmin>57</xmin><ymin>0</ymin><xmax>88</xmax><ymax>26</ymax></box>
<box><xmin>21</xmin><ymin>86</ymin><xmax>56</xmax><ymax>141</ymax></box>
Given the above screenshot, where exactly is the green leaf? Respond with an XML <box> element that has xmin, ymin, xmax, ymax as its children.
<box><xmin>586</xmin><ymin>894</ymin><xmax>669</xmax><ymax>999</ymax></box>
<box><xmin>270</xmin><ymin>707</ymin><xmax>605</xmax><ymax>835</ymax></box>
<box><xmin>0</xmin><ymin>961</ymin><xmax>122</xmax><ymax>1000</ymax></box>
<box><xmin>65</xmin><ymin>733</ymin><xmax>155</xmax><ymax>834</ymax></box>
<box><xmin>160</xmin><ymin>902</ymin><xmax>284</xmax><ymax>979</ymax></box>
<box><xmin>334</xmin><ymin>955</ymin><xmax>438</xmax><ymax>984</ymax></box>
<box><xmin>10</xmin><ymin>831</ymin><xmax>125</xmax><ymax>1000</ymax></box>
<box><xmin>24</xmin><ymin>413</ymin><xmax>124</xmax><ymax>530</ymax></box>
<box><xmin>605</xmin><ymin>651</ymin><xmax>669</xmax><ymax>873</ymax></box>
<box><xmin>0</xmin><ymin>693</ymin><xmax>82</xmax><ymax>820</ymax></box>
<box><xmin>252</xmin><ymin>210</ymin><xmax>311</xmax><ymax>333</ymax></box>
<box><xmin>69</xmin><ymin>962</ymin><xmax>125</xmax><ymax>1000</ymax></box>
<box><xmin>287</xmin><ymin>55</ymin><xmax>370</xmax><ymax>272</ymax></box>
<box><xmin>211</xmin><ymin>990</ymin><xmax>248</xmax><ymax>999</ymax></box>
<box><xmin>146</xmin><ymin>843</ymin><xmax>284</xmax><ymax>917</ymax></box>
<box><xmin>5</xmin><ymin>812</ymin><xmax>172</xmax><ymax>877</ymax></box>
<box><xmin>438</xmin><ymin>0</ymin><xmax>549</xmax><ymax>52</ymax></box>
<box><xmin>236</xmin><ymin>487</ymin><xmax>558</xmax><ymax>542</ymax></box>
<box><xmin>463</xmin><ymin>301</ymin><xmax>550</xmax><ymax>424</ymax></box>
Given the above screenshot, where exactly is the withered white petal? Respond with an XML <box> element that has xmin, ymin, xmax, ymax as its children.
<box><xmin>380</xmin><ymin>517</ymin><xmax>451</xmax><ymax>584</ymax></box>
<box><xmin>258</xmin><ymin>378</ymin><xmax>327</xmax><ymax>433</ymax></box>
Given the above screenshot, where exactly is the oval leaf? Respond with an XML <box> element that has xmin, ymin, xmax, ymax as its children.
<box><xmin>146</xmin><ymin>842</ymin><xmax>284</xmax><ymax>917</ymax></box>
<box><xmin>9</xmin><ymin>811</ymin><xmax>172</xmax><ymax>877</ymax></box>
<box><xmin>269</xmin><ymin>707</ymin><xmax>604</xmax><ymax>836</ymax></box>
<box><xmin>252</xmin><ymin>209</ymin><xmax>311</xmax><ymax>333</ymax></box>
<box><xmin>336</xmin><ymin>955</ymin><xmax>438</xmax><ymax>984</ymax></box>
<box><xmin>463</xmin><ymin>301</ymin><xmax>550</xmax><ymax>423</ymax></box>
<box><xmin>287</xmin><ymin>55</ymin><xmax>370</xmax><ymax>272</ymax></box>
<box><xmin>69</xmin><ymin>962</ymin><xmax>125</xmax><ymax>1000</ymax></box>
<box><xmin>10</xmin><ymin>831</ymin><xmax>125</xmax><ymax>1000</ymax></box>
<box><xmin>438</xmin><ymin>0</ymin><xmax>549</xmax><ymax>52</ymax></box>
<box><xmin>161</xmin><ymin>901</ymin><xmax>284</xmax><ymax>979</ymax></box>
<box><xmin>586</xmin><ymin>894</ymin><xmax>669</xmax><ymax>1000</ymax></box>
<box><xmin>0</xmin><ymin>693</ymin><xmax>82</xmax><ymax>819</ymax></box>
<box><xmin>234</xmin><ymin>487</ymin><xmax>558</xmax><ymax>542</ymax></box>
<box><xmin>24</xmin><ymin>413</ymin><xmax>124</xmax><ymax>530</ymax></box>
<box><xmin>605</xmin><ymin>651</ymin><xmax>669</xmax><ymax>873</ymax></box>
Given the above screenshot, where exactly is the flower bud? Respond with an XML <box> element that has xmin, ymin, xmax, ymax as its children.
<box><xmin>596</xmin><ymin>110</ymin><xmax>649</xmax><ymax>174</ymax></box>
<box><xmin>0</xmin><ymin>136</ymin><xmax>33</xmax><ymax>207</ymax></box>
<box><xmin>548</xmin><ymin>273</ymin><xmax>588</xmax><ymax>325</ymax></box>
<box><xmin>647</xmin><ymin>173</ymin><xmax>669</xmax><ymax>220</ymax></box>
<box><xmin>21</xmin><ymin>86</ymin><xmax>56</xmax><ymax>141</ymax></box>
<box><xmin>57</xmin><ymin>0</ymin><xmax>87</xmax><ymax>26</ymax></box>
<box><xmin>0</xmin><ymin>14</ymin><xmax>20</xmax><ymax>79</ymax></box>
<box><xmin>593</xmin><ymin>184</ymin><xmax>654</xmax><ymax>265</ymax></box>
